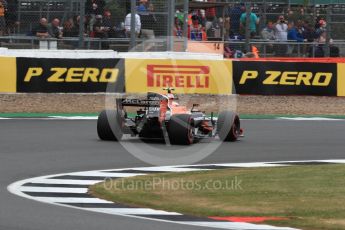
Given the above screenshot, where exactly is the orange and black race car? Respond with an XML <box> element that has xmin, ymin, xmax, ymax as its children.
<box><xmin>97</xmin><ymin>88</ymin><xmax>243</xmax><ymax>145</ymax></box>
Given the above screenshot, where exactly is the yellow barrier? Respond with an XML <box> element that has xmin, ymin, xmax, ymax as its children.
<box><xmin>0</xmin><ymin>57</ymin><xmax>16</xmax><ymax>93</ymax></box>
<box><xmin>337</xmin><ymin>63</ymin><xmax>345</xmax><ymax>97</ymax></box>
<box><xmin>125</xmin><ymin>59</ymin><xmax>233</xmax><ymax>95</ymax></box>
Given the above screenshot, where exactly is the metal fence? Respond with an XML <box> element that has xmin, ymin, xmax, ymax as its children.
<box><xmin>1</xmin><ymin>0</ymin><xmax>345</xmax><ymax>57</ymax></box>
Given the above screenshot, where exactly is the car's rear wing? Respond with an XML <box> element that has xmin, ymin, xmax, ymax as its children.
<box><xmin>118</xmin><ymin>92</ymin><xmax>169</xmax><ymax>108</ymax></box>
<box><xmin>120</xmin><ymin>98</ymin><xmax>160</xmax><ymax>107</ymax></box>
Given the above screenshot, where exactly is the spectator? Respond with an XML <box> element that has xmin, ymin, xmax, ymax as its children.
<box><xmin>330</xmin><ymin>43</ymin><xmax>340</xmax><ymax>57</ymax></box>
<box><xmin>48</xmin><ymin>18</ymin><xmax>63</xmax><ymax>39</ymax></box>
<box><xmin>261</xmin><ymin>21</ymin><xmax>276</xmax><ymax>40</ymax></box>
<box><xmin>261</xmin><ymin>21</ymin><xmax>276</xmax><ymax>54</ymax></box>
<box><xmin>287</xmin><ymin>21</ymin><xmax>305</xmax><ymax>55</ymax></box>
<box><xmin>274</xmin><ymin>15</ymin><xmax>288</xmax><ymax>41</ymax></box>
<box><xmin>103</xmin><ymin>10</ymin><xmax>116</xmax><ymax>38</ymax></box>
<box><xmin>199</xmin><ymin>9</ymin><xmax>207</xmax><ymax>28</ymax></box>
<box><xmin>315</xmin><ymin>19</ymin><xmax>327</xmax><ymax>39</ymax></box>
<box><xmin>173</xmin><ymin>16</ymin><xmax>182</xmax><ymax>37</ymax></box>
<box><xmin>75</xmin><ymin>15</ymin><xmax>90</xmax><ymax>37</ymax></box>
<box><xmin>240</xmin><ymin>6</ymin><xmax>259</xmax><ymax>35</ymax></box>
<box><xmin>92</xmin><ymin>14</ymin><xmax>110</xmax><ymax>49</ymax></box>
<box><xmin>287</xmin><ymin>22</ymin><xmax>304</xmax><ymax>42</ymax></box>
<box><xmin>228</xmin><ymin>3</ymin><xmax>244</xmax><ymax>36</ymax></box>
<box><xmin>124</xmin><ymin>12</ymin><xmax>141</xmax><ymax>38</ymax></box>
<box><xmin>5</xmin><ymin>0</ymin><xmax>18</xmax><ymax>35</ymax></box>
<box><xmin>223</xmin><ymin>16</ymin><xmax>231</xmax><ymax>39</ymax></box>
<box><xmin>93</xmin><ymin>15</ymin><xmax>109</xmax><ymax>39</ymax></box>
<box><xmin>140</xmin><ymin>3</ymin><xmax>156</xmax><ymax>40</ymax></box>
<box><xmin>33</xmin><ymin>18</ymin><xmax>49</xmax><ymax>38</ymax></box>
<box><xmin>188</xmin><ymin>15</ymin><xmax>207</xmax><ymax>41</ymax></box>
<box><xmin>302</xmin><ymin>22</ymin><xmax>316</xmax><ymax>42</ymax></box>
<box><xmin>85</xmin><ymin>0</ymin><xmax>105</xmax><ymax>33</ymax></box>
<box><xmin>137</xmin><ymin>0</ymin><xmax>148</xmax><ymax>13</ymax></box>
<box><xmin>274</xmin><ymin>15</ymin><xmax>288</xmax><ymax>56</ymax></box>
<box><xmin>85</xmin><ymin>0</ymin><xmax>105</xmax><ymax>16</ymax></box>
<box><xmin>207</xmin><ymin>17</ymin><xmax>222</xmax><ymax>40</ymax></box>
<box><xmin>0</xmin><ymin>0</ymin><xmax>7</xmax><ymax>36</ymax></box>
<box><xmin>63</xmin><ymin>18</ymin><xmax>78</xmax><ymax>37</ymax></box>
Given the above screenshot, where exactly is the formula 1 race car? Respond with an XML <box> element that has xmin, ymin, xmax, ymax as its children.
<box><xmin>97</xmin><ymin>88</ymin><xmax>243</xmax><ymax>145</ymax></box>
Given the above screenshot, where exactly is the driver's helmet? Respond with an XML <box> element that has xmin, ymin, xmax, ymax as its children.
<box><xmin>167</xmin><ymin>93</ymin><xmax>174</xmax><ymax>100</ymax></box>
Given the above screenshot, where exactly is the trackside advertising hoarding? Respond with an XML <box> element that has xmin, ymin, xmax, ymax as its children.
<box><xmin>233</xmin><ymin>61</ymin><xmax>338</xmax><ymax>96</ymax></box>
<box><xmin>337</xmin><ymin>63</ymin><xmax>345</xmax><ymax>97</ymax></box>
<box><xmin>125</xmin><ymin>59</ymin><xmax>233</xmax><ymax>95</ymax></box>
<box><xmin>0</xmin><ymin>57</ymin><xmax>16</xmax><ymax>93</ymax></box>
<box><xmin>0</xmin><ymin>56</ymin><xmax>344</xmax><ymax>96</ymax></box>
<box><xmin>16</xmin><ymin>58</ymin><xmax>125</xmax><ymax>93</ymax></box>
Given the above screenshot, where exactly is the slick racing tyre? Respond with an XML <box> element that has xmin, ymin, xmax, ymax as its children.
<box><xmin>168</xmin><ymin>114</ymin><xmax>194</xmax><ymax>145</ymax></box>
<box><xmin>97</xmin><ymin>110</ymin><xmax>123</xmax><ymax>141</ymax></box>
<box><xmin>217</xmin><ymin>111</ymin><xmax>240</xmax><ymax>142</ymax></box>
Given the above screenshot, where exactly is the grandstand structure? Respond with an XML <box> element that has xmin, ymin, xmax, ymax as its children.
<box><xmin>0</xmin><ymin>0</ymin><xmax>344</xmax><ymax>57</ymax></box>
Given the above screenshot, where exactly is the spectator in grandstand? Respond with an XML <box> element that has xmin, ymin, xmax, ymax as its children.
<box><xmin>261</xmin><ymin>21</ymin><xmax>276</xmax><ymax>40</ymax></box>
<box><xmin>0</xmin><ymin>0</ymin><xmax>7</xmax><ymax>36</ymax></box>
<box><xmin>274</xmin><ymin>16</ymin><xmax>288</xmax><ymax>41</ymax></box>
<box><xmin>48</xmin><ymin>18</ymin><xmax>63</xmax><ymax>39</ymax></box>
<box><xmin>315</xmin><ymin>19</ymin><xmax>327</xmax><ymax>39</ymax></box>
<box><xmin>124</xmin><ymin>11</ymin><xmax>141</xmax><ymax>38</ymax></box>
<box><xmin>227</xmin><ymin>3</ymin><xmax>244</xmax><ymax>36</ymax></box>
<box><xmin>92</xmin><ymin>14</ymin><xmax>110</xmax><ymax>49</ymax></box>
<box><xmin>188</xmin><ymin>15</ymin><xmax>207</xmax><ymax>41</ymax></box>
<box><xmin>140</xmin><ymin>3</ymin><xmax>156</xmax><ymax>40</ymax></box>
<box><xmin>199</xmin><ymin>9</ymin><xmax>207</xmax><ymax>28</ymax></box>
<box><xmin>63</xmin><ymin>18</ymin><xmax>78</xmax><ymax>37</ymax></box>
<box><xmin>33</xmin><ymin>18</ymin><xmax>49</xmax><ymax>38</ymax></box>
<box><xmin>261</xmin><ymin>21</ymin><xmax>276</xmax><ymax>54</ymax></box>
<box><xmin>137</xmin><ymin>0</ymin><xmax>148</xmax><ymax>12</ymax></box>
<box><xmin>287</xmin><ymin>22</ymin><xmax>305</xmax><ymax>42</ymax></box>
<box><xmin>206</xmin><ymin>17</ymin><xmax>222</xmax><ymax>40</ymax></box>
<box><xmin>93</xmin><ymin>15</ymin><xmax>109</xmax><ymax>39</ymax></box>
<box><xmin>274</xmin><ymin>15</ymin><xmax>288</xmax><ymax>56</ymax></box>
<box><xmin>85</xmin><ymin>0</ymin><xmax>105</xmax><ymax>34</ymax></box>
<box><xmin>173</xmin><ymin>16</ymin><xmax>182</xmax><ymax>38</ymax></box>
<box><xmin>103</xmin><ymin>10</ymin><xmax>116</xmax><ymax>38</ymax></box>
<box><xmin>5</xmin><ymin>0</ymin><xmax>18</xmax><ymax>35</ymax></box>
<box><xmin>287</xmin><ymin>21</ymin><xmax>305</xmax><ymax>56</ymax></box>
<box><xmin>85</xmin><ymin>0</ymin><xmax>105</xmax><ymax>16</ymax></box>
<box><xmin>302</xmin><ymin>21</ymin><xmax>316</xmax><ymax>42</ymax></box>
<box><xmin>75</xmin><ymin>15</ymin><xmax>90</xmax><ymax>37</ymax></box>
<box><xmin>240</xmin><ymin>6</ymin><xmax>259</xmax><ymax>35</ymax></box>
<box><xmin>223</xmin><ymin>16</ymin><xmax>231</xmax><ymax>39</ymax></box>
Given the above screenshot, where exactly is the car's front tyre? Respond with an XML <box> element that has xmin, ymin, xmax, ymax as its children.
<box><xmin>217</xmin><ymin>111</ymin><xmax>240</xmax><ymax>142</ymax></box>
<box><xmin>168</xmin><ymin>114</ymin><xmax>194</xmax><ymax>145</ymax></box>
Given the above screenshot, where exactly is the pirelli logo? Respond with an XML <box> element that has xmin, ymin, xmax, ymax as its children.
<box><xmin>147</xmin><ymin>65</ymin><xmax>210</xmax><ymax>88</ymax></box>
<box><xmin>125</xmin><ymin>59</ymin><xmax>233</xmax><ymax>95</ymax></box>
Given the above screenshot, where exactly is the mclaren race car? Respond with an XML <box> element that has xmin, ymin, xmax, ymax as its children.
<box><xmin>97</xmin><ymin>89</ymin><xmax>243</xmax><ymax>145</ymax></box>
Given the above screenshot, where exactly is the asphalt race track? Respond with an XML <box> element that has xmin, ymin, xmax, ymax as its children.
<box><xmin>1</xmin><ymin>119</ymin><xmax>345</xmax><ymax>230</ymax></box>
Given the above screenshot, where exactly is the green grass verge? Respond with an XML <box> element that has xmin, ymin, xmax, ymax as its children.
<box><xmin>90</xmin><ymin>164</ymin><xmax>345</xmax><ymax>230</ymax></box>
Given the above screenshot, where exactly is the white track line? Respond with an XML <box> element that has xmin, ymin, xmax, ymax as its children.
<box><xmin>30</xmin><ymin>197</ymin><xmax>113</xmax><ymax>203</ymax></box>
<box><xmin>28</xmin><ymin>179</ymin><xmax>103</xmax><ymax>185</ymax></box>
<box><xmin>102</xmin><ymin>166</ymin><xmax>210</xmax><ymax>173</ymax></box>
<box><xmin>87</xmin><ymin>208</ymin><xmax>182</xmax><ymax>216</ymax></box>
<box><xmin>69</xmin><ymin>171</ymin><xmax>146</xmax><ymax>178</ymax></box>
<box><xmin>19</xmin><ymin>187</ymin><xmax>88</xmax><ymax>193</ymax></box>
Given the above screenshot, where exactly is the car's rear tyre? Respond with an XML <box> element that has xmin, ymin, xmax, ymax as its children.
<box><xmin>217</xmin><ymin>111</ymin><xmax>240</xmax><ymax>142</ymax></box>
<box><xmin>97</xmin><ymin>110</ymin><xmax>123</xmax><ymax>141</ymax></box>
<box><xmin>168</xmin><ymin>114</ymin><xmax>194</xmax><ymax>145</ymax></box>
